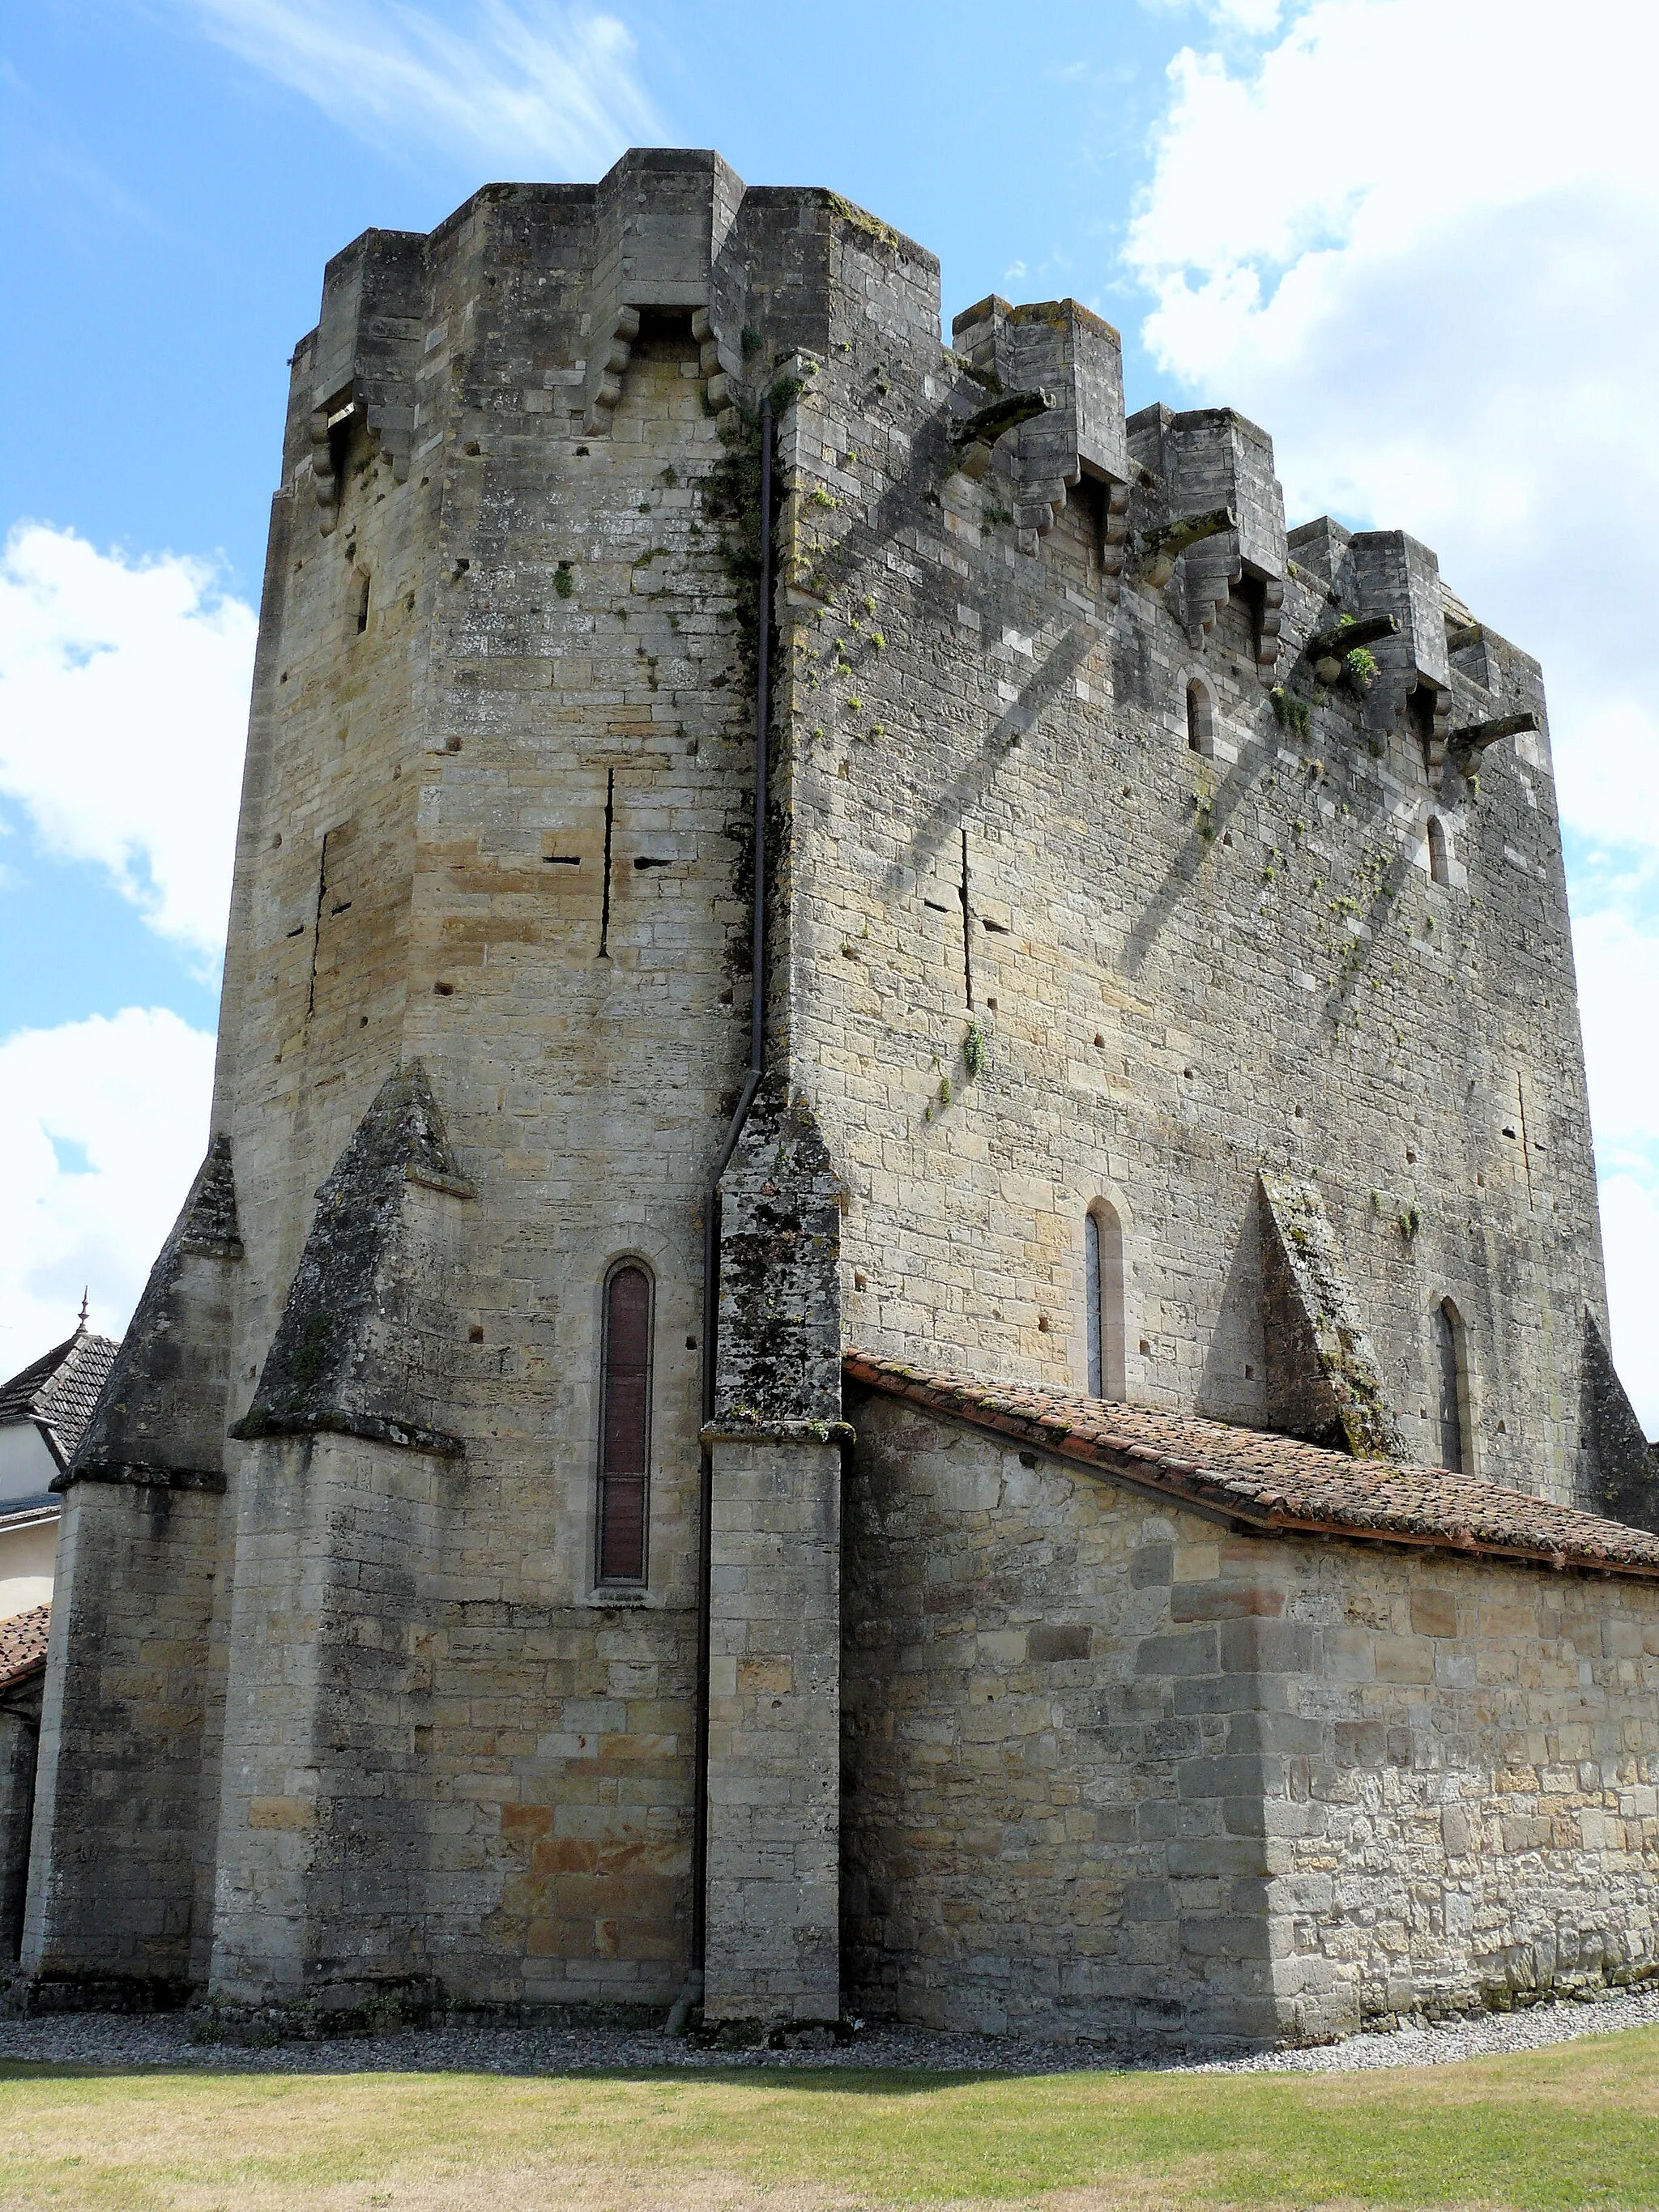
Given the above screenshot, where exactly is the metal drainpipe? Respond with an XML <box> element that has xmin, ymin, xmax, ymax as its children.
<box><xmin>683</xmin><ymin>394</ymin><xmax>774</xmax><ymax>2004</ymax></box>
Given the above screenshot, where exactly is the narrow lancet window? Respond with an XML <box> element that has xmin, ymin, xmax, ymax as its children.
<box><xmin>1427</xmin><ymin>816</ymin><xmax>1450</xmax><ymax>886</ymax></box>
<box><xmin>1434</xmin><ymin>1298</ymin><xmax>1467</xmax><ymax>1473</ymax></box>
<box><xmin>1185</xmin><ymin>679</ymin><xmax>1213</xmax><ymax>756</ymax></box>
<box><xmin>1086</xmin><ymin>1203</ymin><xmax>1126</xmax><ymax>1400</ymax></box>
<box><xmin>598</xmin><ymin>1263</ymin><xmax>652</xmax><ymax>1583</ymax></box>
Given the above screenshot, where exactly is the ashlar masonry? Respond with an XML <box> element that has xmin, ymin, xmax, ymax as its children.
<box><xmin>16</xmin><ymin>148</ymin><xmax>1659</xmax><ymax>2047</ymax></box>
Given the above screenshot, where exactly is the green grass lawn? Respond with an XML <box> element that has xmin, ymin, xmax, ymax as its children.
<box><xmin>4</xmin><ymin>2024</ymin><xmax>1658</xmax><ymax>2211</ymax></box>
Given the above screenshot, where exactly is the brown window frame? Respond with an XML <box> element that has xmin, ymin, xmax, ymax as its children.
<box><xmin>596</xmin><ymin>1259</ymin><xmax>653</xmax><ymax>1588</ymax></box>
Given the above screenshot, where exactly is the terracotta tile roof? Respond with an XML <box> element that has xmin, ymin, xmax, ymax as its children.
<box><xmin>0</xmin><ymin>1603</ymin><xmax>50</xmax><ymax>1692</ymax></box>
<box><xmin>843</xmin><ymin>1351</ymin><xmax>1659</xmax><ymax>1579</ymax></box>
<box><xmin>0</xmin><ymin>1328</ymin><xmax>120</xmax><ymax>1470</ymax></box>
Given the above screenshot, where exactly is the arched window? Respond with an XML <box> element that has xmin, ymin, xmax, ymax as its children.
<box><xmin>1085</xmin><ymin>1203</ymin><xmax>1126</xmax><ymax>1400</ymax></box>
<box><xmin>1427</xmin><ymin>816</ymin><xmax>1450</xmax><ymax>886</ymax></box>
<box><xmin>1185</xmin><ymin>679</ymin><xmax>1213</xmax><ymax>756</ymax></box>
<box><xmin>598</xmin><ymin>1263</ymin><xmax>653</xmax><ymax>1584</ymax></box>
<box><xmin>1433</xmin><ymin>1298</ymin><xmax>1468</xmax><ymax>1473</ymax></box>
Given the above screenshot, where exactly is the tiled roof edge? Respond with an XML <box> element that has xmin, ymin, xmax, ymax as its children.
<box><xmin>843</xmin><ymin>1352</ymin><xmax>1659</xmax><ymax>1581</ymax></box>
<box><xmin>0</xmin><ymin>1601</ymin><xmax>52</xmax><ymax>1694</ymax></box>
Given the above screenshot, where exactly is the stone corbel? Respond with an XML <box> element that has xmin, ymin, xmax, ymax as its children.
<box><xmin>1014</xmin><ymin>478</ymin><xmax>1070</xmax><ymax>556</ymax></box>
<box><xmin>1256</xmin><ymin>575</ymin><xmax>1286</xmax><ymax>684</ymax></box>
<box><xmin>584</xmin><ymin>306</ymin><xmax>642</xmax><ymax>434</ymax></box>
<box><xmin>1444</xmin><ymin>708</ymin><xmax>1538</xmax><ymax>787</ymax></box>
<box><xmin>950</xmin><ymin>390</ymin><xmax>1056</xmax><ymax>482</ymax></box>
<box><xmin>1180</xmin><ymin>531</ymin><xmax>1243</xmax><ymax>648</ymax></box>
<box><xmin>1422</xmin><ymin>688</ymin><xmax>1457</xmax><ymax>791</ymax></box>
<box><xmin>310</xmin><ymin>410</ymin><xmax>338</xmax><ymax>533</ymax></box>
<box><xmin>1099</xmin><ymin>480</ymin><xmax>1132</xmax><ymax>603</ymax></box>
<box><xmin>1135</xmin><ymin>505</ymin><xmax>1236</xmax><ymax>593</ymax></box>
<box><xmin>693</xmin><ymin>305</ymin><xmax>745</xmax><ymax>432</ymax></box>
<box><xmin>1307</xmin><ymin>613</ymin><xmax>1400</xmax><ymax>685</ymax></box>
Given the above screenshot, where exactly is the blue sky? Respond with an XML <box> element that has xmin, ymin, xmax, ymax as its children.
<box><xmin>3</xmin><ymin>0</ymin><xmax>1657</xmax><ymax>1429</ymax></box>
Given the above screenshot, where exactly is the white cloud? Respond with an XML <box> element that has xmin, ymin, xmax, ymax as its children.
<box><xmin>1124</xmin><ymin>0</ymin><xmax>1659</xmax><ymax>1430</ymax></box>
<box><xmin>178</xmin><ymin>0</ymin><xmax>660</xmax><ymax>173</ymax></box>
<box><xmin>0</xmin><ymin>524</ymin><xmax>255</xmax><ymax>966</ymax></box>
<box><xmin>1601</xmin><ymin>1174</ymin><xmax>1659</xmax><ymax>1437</ymax></box>
<box><xmin>0</xmin><ymin>1009</ymin><xmax>216</xmax><ymax>1375</ymax></box>
<box><xmin>1213</xmin><ymin>0</ymin><xmax>1281</xmax><ymax>29</ymax></box>
<box><xmin>1123</xmin><ymin>0</ymin><xmax>1659</xmax><ymax>862</ymax></box>
<box><xmin>1574</xmin><ymin>910</ymin><xmax>1659</xmax><ymax>1174</ymax></box>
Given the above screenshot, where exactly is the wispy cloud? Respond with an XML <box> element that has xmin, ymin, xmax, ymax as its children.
<box><xmin>0</xmin><ymin>524</ymin><xmax>255</xmax><ymax>967</ymax></box>
<box><xmin>177</xmin><ymin>0</ymin><xmax>662</xmax><ymax>173</ymax></box>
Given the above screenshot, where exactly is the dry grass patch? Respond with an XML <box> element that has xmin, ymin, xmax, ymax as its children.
<box><xmin>2</xmin><ymin>2024</ymin><xmax>1658</xmax><ymax>2210</ymax></box>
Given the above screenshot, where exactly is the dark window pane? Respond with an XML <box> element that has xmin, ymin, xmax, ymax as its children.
<box><xmin>1085</xmin><ymin>1211</ymin><xmax>1102</xmax><ymax>1397</ymax></box>
<box><xmin>599</xmin><ymin>1266</ymin><xmax>651</xmax><ymax>1582</ymax></box>
<box><xmin>599</xmin><ymin>1474</ymin><xmax>646</xmax><ymax>1582</ymax></box>
<box><xmin>604</xmin><ymin>1372</ymin><xmax>648</xmax><ymax>1473</ymax></box>
<box><xmin>608</xmin><ymin>1266</ymin><xmax>650</xmax><ymax>1371</ymax></box>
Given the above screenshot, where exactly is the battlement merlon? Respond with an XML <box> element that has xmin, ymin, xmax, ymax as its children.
<box><xmin>279</xmin><ymin>150</ymin><xmax>945</xmax><ymax>516</ymax></box>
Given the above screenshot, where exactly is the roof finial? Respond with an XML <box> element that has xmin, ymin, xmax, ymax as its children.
<box><xmin>78</xmin><ymin>1287</ymin><xmax>89</xmax><ymax>1329</ymax></box>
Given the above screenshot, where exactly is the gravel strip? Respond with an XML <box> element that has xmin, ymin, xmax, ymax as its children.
<box><xmin>4</xmin><ymin>1983</ymin><xmax>1659</xmax><ymax>2078</ymax></box>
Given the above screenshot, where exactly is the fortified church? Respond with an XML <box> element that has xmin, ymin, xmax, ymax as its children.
<box><xmin>15</xmin><ymin>151</ymin><xmax>1659</xmax><ymax>2047</ymax></box>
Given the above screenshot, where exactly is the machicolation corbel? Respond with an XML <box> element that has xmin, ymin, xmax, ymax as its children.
<box><xmin>1136</xmin><ymin>506</ymin><xmax>1238</xmax><ymax>590</ymax></box>
<box><xmin>1306</xmin><ymin>612</ymin><xmax>1400</xmax><ymax>681</ymax></box>
<box><xmin>950</xmin><ymin>390</ymin><xmax>1058</xmax><ymax>481</ymax></box>
<box><xmin>584</xmin><ymin>305</ymin><xmax>642</xmax><ymax>433</ymax></box>
<box><xmin>309</xmin><ymin>395</ymin><xmax>355</xmax><ymax>534</ymax></box>
<box><xmin>1448</xmin><ymin>710</ymin><xmax>1539</xmax><ymax>782</ymax></box>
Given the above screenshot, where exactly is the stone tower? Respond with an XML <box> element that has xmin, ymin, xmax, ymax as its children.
<box><xmin>19</xmin><ymin>149</ymin><xmax>1656</xmax><ymax>2037</ymax></box>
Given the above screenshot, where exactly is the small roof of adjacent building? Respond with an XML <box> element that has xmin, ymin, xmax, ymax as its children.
<box><xmin>0</xmin><ymin>1327</ymin><xmax>120</xmax><ymax>1472</ymax></box>
<box><xmin>0</xmin><ymin>1602</ymin><xmax>51</xmax><ymax>1694</ymax></box>
<box><xmin>845</xmin><ymin>1352</ymin><xmax>1659</xmax><ymax>1579</ymax></box>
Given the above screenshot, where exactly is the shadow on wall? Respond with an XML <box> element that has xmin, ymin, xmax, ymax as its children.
<box><xmin>1196</xmin><ymin>1199</ymin><xmax>1266</xmax><ymax>1430</ymax></box>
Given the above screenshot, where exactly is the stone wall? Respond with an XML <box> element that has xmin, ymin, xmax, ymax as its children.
<box><xmin>23</xmin><ymin>1483</ymin><xmax>221</xmax><ymax>2001</ymax></box>
<box><xmin>704</xmin><ymin>1438</ymin><xmax>841</xmax><ymax>2022</ymax></box>
<box><xmin>0</xmin><ymin>1669</ymin><xmax>42</xmax><ymax>1961</ymax></box>
<box><xmin>762</xmin><ymin>236</ymin><xmax>1607</xmax><ymax>1505</ymax></box>
<box><xmin>843</xmin><ymin>1387</ymin><xmax>1659</xmax><ymax>2044</ymax></box>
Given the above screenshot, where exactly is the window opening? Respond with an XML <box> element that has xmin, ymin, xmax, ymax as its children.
<box><xmin>1086</xmin><ymin>1202</ymin><xmax>1126</xmax><ymax>1400</ymax></box>
<box><xmin>1427</xmin><ymin>816</ymin><xmax>1449</xmax><ymax>886</ymax></box>
<box><xmin>352</xmin><ymin>569</ymin><xmax>370</xmax><ymax>636</ymax></box>
<box><xmin>1185</xmin><ymin>679</ymin><xmax>1213</xmax><ymax>756</ymax></box>
<box><xmin>1433</xmin><ymin>1298</ymin><xmax>1466</xmax><ymax>1473</ymax></box>
<box><xmin>305</xmin><ymin>829</ymin><xmax>332</xmax><ymax>1017</ymax></box>
<box><xmin>598</xmin><ymin>1263</ymin><xmax>652</xmax><ymax>1583</ymax></box>
<box><xmin>598</xmin><ymin>768</ymin><xmax>616</xmax><ymax>958</ymax></box>
<box><xmin>959</xmin><ymin>827</ymin><xmax>973</xmax><ymax>1010</ymax></box>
